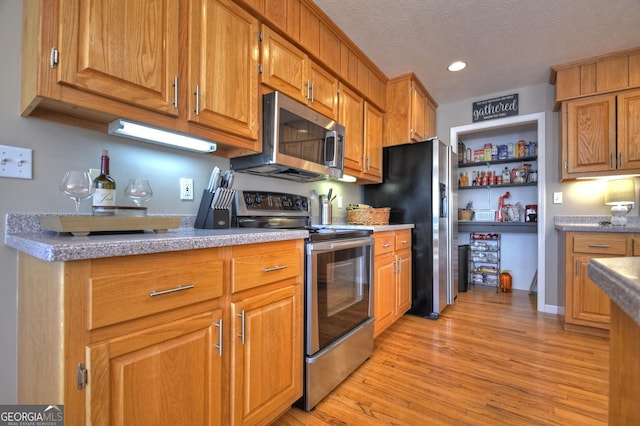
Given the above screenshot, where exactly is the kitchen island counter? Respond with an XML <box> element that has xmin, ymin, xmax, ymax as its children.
<box><xmin>4</xmin><ymin>213</ymin><xmax>307</xmax><ymax>262</ymax></box>
<box><xmin>588</xmin><ymin>257</ymin><xmax>640</xmax><ymax>423</ymax></box>
<box><xmin>588</xmin><ymin>256</ymin><xmax>640</xmax><ymax>325</ymax></box>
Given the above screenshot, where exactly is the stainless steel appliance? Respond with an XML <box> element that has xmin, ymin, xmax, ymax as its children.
<box><xmin>233</xmin><ymin>191</ymin><xmax>374</xmax><ymax>411</ymax></box>
<box><xmin>364</xmin><ymin>137</ymin><xmax>457</xmax><ymax>317</ymax></box>
<box><xmin>230</xmin><ymin>92</ymin><xmax>345</xmax><ymax>182</ymax></box>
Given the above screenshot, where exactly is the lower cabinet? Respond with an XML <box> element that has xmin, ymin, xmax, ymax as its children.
<box><xmin>86</xmin><ymin>311</ymin><xmax>223</xmax><ymax>425</ymax></box>
<box><xmin>373</xmin><ymin>229</ymin><xmax>412</xmax><ymax>337</ymax></box>
<box><xmin>563</xmin><ymin>232</ymin><xmax>633</xmax><ymax>334</ymax></box>
<box><xmin>17</xmin><ymin>240</ymin><xmax>304</xmax><ymax>426</ymax></box>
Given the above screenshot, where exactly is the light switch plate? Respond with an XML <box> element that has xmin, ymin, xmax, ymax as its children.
<box><xmin>553</xmin><ymin>192</ymin><xmax>563</xmax><ymax>204</ymax></box>
<box><xmin>0</xmin><ymin>144</ymin><xmax>33</xmax><ymax>179</ymax></box>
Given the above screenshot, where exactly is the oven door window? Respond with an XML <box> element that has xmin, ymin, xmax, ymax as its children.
<box><xmin>311</xmin><ymin>244</ymin><xmax>372</xmax><ymax>351</ymax></box>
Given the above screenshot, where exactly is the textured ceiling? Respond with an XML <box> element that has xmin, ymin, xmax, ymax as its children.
<box><xmin>313</xmin><ymin>0</ymin><xmax>640</xmax><ymax>105</ymax></box>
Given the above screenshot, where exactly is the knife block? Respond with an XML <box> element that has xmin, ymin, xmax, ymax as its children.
<box><xmin>194</xmin><ymin>189</ymin><xmax>231</xmax><ymax>229</ymax></box>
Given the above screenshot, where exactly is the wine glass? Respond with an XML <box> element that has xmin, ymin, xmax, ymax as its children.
<box><xmin>59</xmin><ymin>170</ymin><xmax>95</xmax><ymax>213</ymax></box>
<box><xmin>124</xmin><ymin>178</ymin><xmax>153</xmax><ymax>206</ymax></box>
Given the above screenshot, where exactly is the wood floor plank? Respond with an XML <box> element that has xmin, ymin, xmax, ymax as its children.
<box><xmin>275</xmin><ymin>287</ymin><xmax>608</xmax><ymax>425</ymax></box>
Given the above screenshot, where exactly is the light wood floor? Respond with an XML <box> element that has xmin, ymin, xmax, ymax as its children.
<box><xmin>275</xmin><ymin>286</ymin><xmax>609</xmax><ymax>425</ymax></box>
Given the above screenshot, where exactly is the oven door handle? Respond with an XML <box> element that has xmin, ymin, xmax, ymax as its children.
<box><xmin>307</xmin><ymin>237</ymin><xmax>373</xmax><ymax>253</ymax></box>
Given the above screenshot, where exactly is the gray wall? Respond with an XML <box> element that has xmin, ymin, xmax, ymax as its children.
<box><xmin>436</xmin><ymin>83</ymin><xmax>628</xmax><ymax>311</ymax></box>
<box><xmin>0</xmin><ymin>1</ymin><xmax>359</xmax><ymax>402</ymax></box>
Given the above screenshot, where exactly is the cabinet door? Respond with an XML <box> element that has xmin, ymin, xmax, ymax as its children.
<box><xmin>374</xmin><ymin>252</ymin><xmax>396</xmax><ymax>337</ymax></box>
<box><xmin>260</xmin><ymin>26</ymin><xmax>309</xmax><ymax>104</ymax></box>
<box><xmin>411</xmin><ymin>83</ymin><xmax>427</xmax><ymax>142</ymax></box>
<box><xmin>564</xmin><ymin>95</ymin><xmax>617</xmax><ymax>176</ymax></box>
<box><xmin>86</xmin><ymin>311</ymin><xmax>222</xmax><ymax>425</ymax></box>
<box><xmin>617</xmin><ymin>89</ymin><xmax>640</xmax><ymax>171</ymax></box>
<box><xmin>363</xmin><ymin>102</ymin><xmax>383</xmax><ymax>181</ymax></box>
<box><xmin>308</xmin><ymin>61</ymin><xmax>338</xmax><ymax>120</ymax></box>
<box><xmin>188</xmin><ymin>0</ymin><xmax>259</xmax><ymax>140</ymax></box>
<box><xmin>230</xmin><ymin>285</ymin><xmax>302</xmax><ymax>425</ymax></box>
<box><xmin>568</xmin><ymin>255</ymin><xmax>611</xmax><ymax>329</ymax></box>
<box><xmin>58</xmin><ymin>0</ymin><xmax>179</xmax><ymax>115</ymax></box>
<box><xmin>339</xmin><ymin>84</ymin><xmax>364</xmax><ymax>173</ymax></box>
<box><xmin>396</xmin><ymin>250</ymin><xmax>412</xmax><ymax>316</ymax></box>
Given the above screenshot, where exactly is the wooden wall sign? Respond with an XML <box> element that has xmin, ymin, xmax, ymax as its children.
<box><xmin>472</xmin><ymin>94</ymin><xmax>519</xmax><ymax>122</ymax></box>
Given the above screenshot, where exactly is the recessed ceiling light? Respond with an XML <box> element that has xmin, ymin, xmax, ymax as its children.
<box><xmin>448</xmin><ymin>61</ymin><xmax>467</xmax><ymax>72</ymax></box>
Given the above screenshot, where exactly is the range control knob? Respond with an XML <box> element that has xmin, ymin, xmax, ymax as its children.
<box><xmin>244</xmin><ymin>195</ymin><xmax>254</xmax><ymax>206</ymax></box>
<box><xmin>254</xmin><ymin>195</ymin><xmax>263</xmax><ymax>205</ymax></box>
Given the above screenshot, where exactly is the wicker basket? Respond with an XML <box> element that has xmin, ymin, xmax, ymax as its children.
<box><xmin>347</xmin><ymin>207</ymin><xmax>390</xmax><ymax>225</ymax></box>
<box><xmin>458</xmin><ymin>209</ymin><xmax>474</xmax><ymax>221</ymax></box>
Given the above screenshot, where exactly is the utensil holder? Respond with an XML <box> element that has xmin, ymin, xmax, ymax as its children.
<box><xmin>320</xmin><ymin>202</ymin><xmax>332</xmax><ymax>225</ymax></box>
<box><xmin>194</xmin><ymin>188</ymin><xmax>235</xmax><ymax>229</ymax></box>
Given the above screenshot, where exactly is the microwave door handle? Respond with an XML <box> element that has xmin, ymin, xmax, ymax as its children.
<box><xmin>324</xmin><ymin>130</ymin><xmax>337</xmax><ymax>167</ymax></box>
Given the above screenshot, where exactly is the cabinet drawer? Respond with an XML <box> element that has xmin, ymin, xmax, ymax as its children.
<box><xmin>232</xmin><ymin>240</ymin><xmax>302</xmax><ymax>293</ymax></box>
<box><xmin>375</xmin><ymin>232</ymin><xmax>395</xmax><ymax>256</ymax></box>
<box><xmin>395</xmin><ymin>229</ymin><xmax>412</xmax><ymax>250</ymax></box>
<box><xmin>89</xmin><ymin>249</ymin><xmax>223</xmax><ymax>330</ymax></box>
<box><xmin>632</xmin><ymin>236</ymin><xmax>640</xmax><ymax>256</ymax></box>
<box><xmin>572</xmin><ymin>233</ymin><xmax>627</xmax><ymax>255</ymax></box>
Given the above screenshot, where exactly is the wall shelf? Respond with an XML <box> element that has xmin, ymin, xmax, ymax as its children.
<box><xmin>459</xmin><ymin>221</ymin><xmax>537</xmax><ymax>234</ymax></box>
<box><xmin>458</xmin><ymin>156</ymin><xmax>537</xmax><ymax>168</ymax></box>
<box><xmin>458</xmin><ymin>182</ymin><xmax>537</xmax><ymax>190</ymax></box>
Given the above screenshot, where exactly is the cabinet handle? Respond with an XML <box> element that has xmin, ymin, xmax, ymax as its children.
<box><xmin>194</xmin><ymin>84</ymin><xmax>200</xmax><ymax>116</ymax></box>
<box><xmin>397</xmin><ymin>258</ymin><xmax>402</xmax><ymax>273</ymax></box>
<box><xmin>401</xmin><ymin>240</ymin><xmax>410</xmax><ymax>244</ymax></box>
<box><xmin>588</xmin><ymin>244</ymin><xmax>610</xmax><ymax>248</ymax></box>
<box><xmin>383</xmin><ymin>243</ymin><xmax>393</xmax><ymax>248</ymax></box>
<box><xmin>149</xmin><ymin>284</ymin><xmax>194</xmax><ymax>297</ymax></box>
<box><xmin>237</xmin><ymin>310</ymin><xmax>246</xmax><ymax>345</ymax></box>
<box><xmin>214</xmin><ymin>318</ymin><xmax>223</xmax><ymax>356</ymax></box>
<box><xmin>263</xmin><ymin>264</ymin><xmax>287</xmax><ymax>272</ymax></box>
<box><xmin>306</xmin><ymin>80</ymin><xmax>311</xmax><ymax>100</ymax></box>
<box><xmin>172</xmin><ymin>76</ymin><xmax>178</xmax><ymax>109</ymax></box>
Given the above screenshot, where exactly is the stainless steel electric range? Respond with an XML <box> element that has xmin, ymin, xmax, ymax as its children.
<box><xmin>234</xmin><ymin>190</ymin><xmax>374</xmax><ymax>411</ymax></box>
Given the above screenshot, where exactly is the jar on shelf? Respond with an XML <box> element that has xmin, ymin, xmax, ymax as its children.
<box><xmin>499</xmin><ymin>270</ymin><xmax>512</xmax><ymax>293</ymax></box>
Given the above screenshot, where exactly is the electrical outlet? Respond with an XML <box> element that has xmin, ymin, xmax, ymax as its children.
<box><xmin>180</xmin><ymin>178</ymin><xmax>194</xmax><ymax>200</ymax></box>
<box><xmin>553</xmin><ymin>192</ymin><xmax>563</xmax><ymax>204</ymax></box>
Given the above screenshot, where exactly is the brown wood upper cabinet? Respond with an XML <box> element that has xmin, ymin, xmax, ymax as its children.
<box><xmin>561</xmin><ymin>88</ymin><xmax>640</xmax><ymax>179</ymax></box>
<box><xmin>261</xmin><ymin>26</ymin><xmax>338</xmax><ymax>120</ymax></box>
<box><xmin>22</xmin><ymin>0</ymin><xmax>261</xmax><ymax>155</ymax></box>
<box><xmin>338</xmin><ymin>84</ymin><xmax>382</xmax><ymax>183</ymax></box>
<box><xmin>384</xmin><ymin>73</ymin><xmax>437</xmax><ymax>147</ymax></box>
<box><xmin>57</xmin><ymin>0</ymin><xmax>179</xmax><ymax>116</ymax></box>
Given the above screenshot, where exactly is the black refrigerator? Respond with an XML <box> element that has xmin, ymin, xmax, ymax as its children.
<box><xmin>364</xmin><ymin>138</ymin><xmax>457</xmax><ymax>318</ymax></box>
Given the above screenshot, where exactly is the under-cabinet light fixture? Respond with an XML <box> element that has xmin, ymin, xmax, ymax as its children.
<box><xmin>337</xmin><ymin>173</ymin><xmax>357</xmax><ymax>183</ymax></box>
<box><xmin>108</xmin><ymin>119</ymin><xmax>217</xmax><ymax>153</ymax></box>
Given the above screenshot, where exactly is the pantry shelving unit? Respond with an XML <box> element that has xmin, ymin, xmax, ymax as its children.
<box><xmin>469</xmin><ymin>233</ymin><xmax>501</xmax><ymax>292</ymax></box>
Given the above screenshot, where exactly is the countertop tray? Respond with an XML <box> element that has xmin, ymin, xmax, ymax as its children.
<box><xmin>39</xmin><ymin>215</ymin><xmax>181</xmax><ymax>236</ymax></box>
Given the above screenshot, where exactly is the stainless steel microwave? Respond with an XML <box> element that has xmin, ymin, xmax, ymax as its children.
<box><xmin>230</xmin><ymin>91</ymin><xmax>345</xmax><ymax>182</ymax></box>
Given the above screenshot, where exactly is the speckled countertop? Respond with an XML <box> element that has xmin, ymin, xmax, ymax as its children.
<box><xmin>315</xmin><ymin>223</ymin><xmax>415</xmax><ymax>232</ymax></box>
<box><xmin>588</xmin><ymin>257</ymin><xmax>640</xmax><ymax>325</ymax></box>
<box><xmin>4</xmin><ymin>213</ymin><xmax>308</xmax><ymax>262</ymax></box>
<box><xmin>555</xmin><ymin>215</ymin><xmax>640</xmax><ymax>232</ymax></box>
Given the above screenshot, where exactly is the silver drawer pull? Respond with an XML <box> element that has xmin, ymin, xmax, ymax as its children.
<box><xmin>588</xmin><ymin>244</ymin><xmax>610</xmax><ymax>248</ymax></box>
<box><xmin>149</xmin><ymin>284</ymin><xmax>194</xmax><ymax>297</ymax></box>
<box><xmin>263</xmin><ymin>265</ymin><xmax>287</xmax><ymax>272</ymax></box>
<box><xmin>214</xmin><ymin>318</ymin><xmax>223</xmax><ymax>356</ymax></box>
<box><xmin>383</xmin><ymin>243</ymin><xmax>393</xmax><ymax>248</ymax></box>
<box><xmin>401</xmin><ymin>240</ymin><xmax>410</xmax><ymax>244</ymax></box>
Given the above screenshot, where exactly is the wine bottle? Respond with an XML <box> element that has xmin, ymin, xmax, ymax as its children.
<box><xmin>93</xmin><ymin>149</ymin><xmax>116</xmax><ymax>209</ymax></box>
